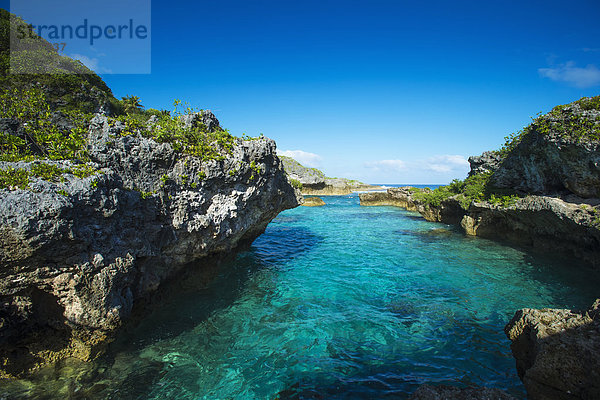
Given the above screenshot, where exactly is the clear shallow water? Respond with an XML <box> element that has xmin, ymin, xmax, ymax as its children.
<box><xmin>3</xmin><ymin>194</ymin><xmax>600</xmax><ymax>399</ymax></box>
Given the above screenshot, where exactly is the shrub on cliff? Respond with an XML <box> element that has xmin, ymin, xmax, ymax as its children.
<box><xmin>0</xmin><ymin>85</ymin><xmax>239</xmax><ymax>190</ymax></box>
<box><xmin>496</xmin><ymin>95</ymin><xmax>600</xmax><ymax>158</ymax></box>
<box><xmin>0</xmin><ymin>9</ymin><xmax>119</xmax><ymax>114</ymax></box>
<box><xmin>290</xmin><ymin>178</ymin><xmax>303</xmax><ymax>190</ymax></box>
<box><xmin>0</xmin><ymin>87</ymin><xmax>91</xmax><ymax>161</ymax></box>
<box><xmin>115</xmin><ymin>100</ymin><xmax>236</xmax><ymax>161</ymax></box>
<box><xmin>412</xmin><ymin>172</ymin><xmax>519</xmax><ymax>209</ymax></box>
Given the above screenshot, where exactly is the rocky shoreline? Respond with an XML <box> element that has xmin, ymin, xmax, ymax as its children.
<box><xmin>0</xmin><ymin>112</ymin><xmax>301</xmax><ymax>377</ymax></box>
<box><xmin>360</xmin><ymin>187</ymin><xmax>600</xmax><ymax>267</ymax></box>
<box><xmin>360</xmin><ymin>96</ymin><xmax>600</xmax><ymax>268</ymax></box>
<box><xmin>360</xmin><ymin>95</ymin><xmax>600</xmax><ymax>398</ymax></box>
<box><xmin>505</xmin><ymin>300</ymin><xmax>600</xmax><ymax>400</ymax></box>
<box><xmin>361</xmin><ymin>187</ymin><xmax>600</xmax><ymax>399</ymax></box>
<box><xmin>279</xmin><ymin>155</ymin><xmax>382</xmax><ymax>196</ymax></box>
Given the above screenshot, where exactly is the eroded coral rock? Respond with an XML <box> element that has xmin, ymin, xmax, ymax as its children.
<box><xmin>505</xmin><ymin>300</ymin><xmax>600</xmax><ymax>400</ymax></box>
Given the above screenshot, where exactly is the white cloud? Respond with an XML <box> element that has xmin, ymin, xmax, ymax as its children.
<box><xmin>539</xmin><ymin>61</ymin><xmax>600</xmax><ymax>88</ymax></box>
<box><xmin>364</xmin><ymin>159</ymin><xmax>406</xmax><ymax>171</ymax></box>
<box><xmin>278</xmin><ymin>150</ymin><xmax>322</xmax><ymax>167</ymax></box>
<box><xmin>365</xmin><ymin>155</ymin><xmax>469</xmax><ymax>175</ymax></box>
<box><xmin>425</xmin><ymin>155</ymin><xmax>469</xmax><ymax>173</ymax></box>
<box><xmin>69</xmin><ymin>53</ymin><xmax>112</xmax><ymax>74</ymax></box>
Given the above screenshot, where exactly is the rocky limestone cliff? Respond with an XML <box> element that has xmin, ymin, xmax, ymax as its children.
<box><xmin>360</xmin><ymin>96</ymin><xmax>600</xmax><ymax>267</ymax></box>
<box><xmin>360</xmin><ymin>186</ymin><xmax>600</xmax><ymax>267</ymax></box>
<box><xmin>1</xmin><ymin>9</ymin><xmax>119</xmax><ymax>114</ymax></box>
<box><xmin>505</xmin><ymin>300</ymin><xmax>600</xmax><ymax>400</ymax></box>
<box><xmin>279</xmin><ymin>155</ymin><xmax>381</xmax><ymax>195</ymax></box>
<box><xmin>360</xmin><ymin>96</ymin><xmax>600</xmax><ymax>397</ymax></box>
<box><xmin>489</xmin><ymin>100</ymin><xmax>600</xmax><ymax>198</ymax></box>
<box><xmin>0</xmin><ymin>112</ymin><xmax>300</xmax><ymax>376</ymax></box>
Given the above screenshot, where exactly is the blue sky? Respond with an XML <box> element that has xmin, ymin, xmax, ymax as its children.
<box><xmin>5</xmin><ymin>0</ymin><xmax>600</xmax><ymax>183</ymax></box>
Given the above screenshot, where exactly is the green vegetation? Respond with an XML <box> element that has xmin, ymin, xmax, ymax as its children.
<box><xmin>0</xmin><ymin>10</ymin><xmax>256</xmax><ymax>195</ymax></box>
<box><xmin>30</xmin><ymin>163</ymin><xmax>65</xmax><ymax>182</ymax></box>
<box><xmin>241</xmin><ymin>133</ymin><xmax>265</xmax><ymax>141</ymax></box>
<box><xmin>290</xmin><ymin>179</ymin><xmax>303</xmax><ymax>190</ymax></box>
<box><xmin>114</xmin><ymin>100</ymin><xmax>236</xmax><ymax>161</ymax></box>
<box><xmin>537</xmin><ymin>112</ymin><xmax>600</xmax><ymax>142</ymax></box>
<box><xmin>0</xmin><ymin>162</ymin><xmax>98</xmax><ymax>190</ymax></box>
<box><xmin>411</xmin><ymin>172</ymin><xmax>520</xmax><ymax>210</ymax></box>
<box><xmin>69</xmin><ymin>164</ymin><xmax>98</xmax><ymax>179</ymax></box>
<box><xmin>1</xmin><ymin>10</ymin><xmax>118</xmax><ymax>114</ymax></box>
<box><xmin>409</xmin><ymin>95</ymin><xmax>600</xmax><ymax>210</ymax></box>
<box><xmin>1</xmin><ymin>76</ymin><xmax>235</xmax><ymax>191</ymax></box>
<box><xmin>0</xmin><ymin>87</ymin><xmax>91</xmax><ymax>161</ymax></box>
<box><xmin>121</xmin><ymin>95</ymin><xmax>143</xmax><ymax>114</ymax></box>
<box><xmin>140</xmin><ymin>191</ymin><xmax>154</xmax><ymax>199</ymax></box>
<box><xmin>496</xmin><ymin>95</ymin><xmax>600</xmax><ymax>157</ymax></box>
<box><xmin>551</xmin><ymin>95</ymin><xmax>600</xmax><ymax>114</ymax></box>
<box><xmin>590</xmin><ymin>207</ymin><xmax>600</xmax><ymax>226</ymax></box>
<box><xmin>0</xmin><ymin>167</ymin><xmax>29</xmax><ymax>189</ymax></box>
<box><xmin>248</xmin><ymin>161</ymin><xmax>263</xmax><ymax>181</ymax></box>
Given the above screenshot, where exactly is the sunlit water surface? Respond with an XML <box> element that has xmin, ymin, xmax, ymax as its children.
<box><xmin>3</xmin><ymin>194</ymin><xmax>600</xmax><ymax>399</ymax></box>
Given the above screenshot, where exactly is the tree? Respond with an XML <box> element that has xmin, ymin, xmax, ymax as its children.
<box><xmin>121</xmin><ymin>95</ymin><xmax>143</xmax><ymax>114</ymax></box>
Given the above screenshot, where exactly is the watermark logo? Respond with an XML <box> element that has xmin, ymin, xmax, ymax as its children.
<box><xmin>10</xmin><ymin>0</ymin><xmax>151</xmax><ymax>74</ymax></box>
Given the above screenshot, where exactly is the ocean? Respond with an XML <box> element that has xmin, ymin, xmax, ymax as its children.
<box><xmin>3</xmin><ymin>193</ymin><xmax>599</xmax><ymax>399</ymax></box>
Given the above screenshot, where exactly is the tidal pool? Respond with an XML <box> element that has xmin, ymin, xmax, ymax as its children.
<box><xmin>3</xmin><ymin>194</ymin><xmax>599</xmax><ymax>399</ymax></box>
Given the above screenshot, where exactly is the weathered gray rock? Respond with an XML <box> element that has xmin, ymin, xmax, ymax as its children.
<box><xmin>468</xmin><ymin>151</ymin><xmax>503</xmax><ymax>176</ymax></box>
<box><xmin>491</xmin><ymin>102</ymin><xmax>600</xmax><ymax>198</ymax></box>
<box><xmin>360</xmin><ymin>187</ymin><xmax>600</xmax><ymax>267</ymax></box>
<box><xmin>360</xmin><ymin>187</ymin><xmax>422</xmax><ymax>209</ymax></box>
<box><xmin>505</xmin><ymin>300</ymin><xmax>600</xmax><ymax>400</ymax></box>
<box><xmin>279</xmin><ymin>155</ymin><xmax>381</xmax><ymax>195</ymax></box>
<box><xmin>279</xmin><ymin>155</ymin><xmax>326</xmax><ymax>185</ymax></box>
<box><xmin>179</xmin><ymin>110</ymin><xmax>221</xmax><ymax>132</ymax></box>
<box><xmin>0</xmin><ymin>113</ymin><xmax>300</xmax><ymax>375</ymax></box>
<box><xmin>458</xmin><ymin>195</ymin><xmax>600</xmax><ymax>266</ymax></box>
<box><xmin>409</xmin><ymin>384</ymin><xmax>516</xmax><ymax>400</ymax></box>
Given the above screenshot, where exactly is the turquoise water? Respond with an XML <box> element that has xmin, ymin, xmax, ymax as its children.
<box><xmin>4</xmin><ymin>194</ymin><xmax>600</xmax><ymax>399</ymax></box>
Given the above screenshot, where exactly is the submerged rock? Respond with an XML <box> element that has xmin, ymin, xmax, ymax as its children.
<box><xmin>361</xmin><ymin>187</ymin><xmax>600</xmax><ymax>267</ymax></box>
<box><xmin>505</xmin><ymin>300</ymin><xmax>600</xmax><ymax>400</ymax></box>
<box><xmin>301</xmin><ymin>196</ymin><xmax>326</xmax><ymax>207</ymax></box>
<box><xmin>0</xmin><ymin>113</ymin><xmax>300</xmax><ymax>376</ymax></box>
<box><xmin>358</xmin><ymin>95</ymin><xmax>600</xmax><ymax>268</ymax></box>
<box><xmin>409</xmin><ymin>384</ymin><xmax>516</xmax><ymax>400</ymax></box>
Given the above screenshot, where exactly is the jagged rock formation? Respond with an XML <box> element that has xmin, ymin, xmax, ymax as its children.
<box><xmin>0</xmin><ymin>113</ymin><xmax>300</xmax><ymax>376</ymax></box>
<box><xmin>301</xmin><ymin>196</ymin><xmax>326</xmax><ymax>207</ymax></box>
<box><xmin>279</xmin><ymin>156</ymin><xmax>326</xmax><ymax>185</ymax></box>
<box><xmin>490</xmin><ymin>101</ymin><xmax>600</xmax><ymax>198</ymax></box>
<box><xmin>360</xmin><ymin>96</ymin><xmax>600</xmax><ymax>267</ymax></box>
<box><xmin>279</xmin><ymin>155</ymin><xmax>381</xmax><ymax>195</ymax></box>
<box><xmin>360</xmin><ymin>187</ymin><xmax>600</xmax><ymax>267</ymax></box>
<box><xmin>409</xmin><ymin>384</ymin><xmax>516</xmax><ymax>400</ymax></box>
<box><xmin>359</xmin><ymin>187</ymin><xmax>422</xmax><ymax>209</ymax></box>
<box><xmin>361</xmin><ymin>96</ymin><xmax>600</xmax><ymax>397</ymax></box>
<box><xmin>468</xmin><ymin>151</ymin><xmax>503</xmax><ymax>177</ymax></box>
<box><xmin>505</xmin><ymin>300</ymin><xmax>600</xmax><ymax>400</ymax></box>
